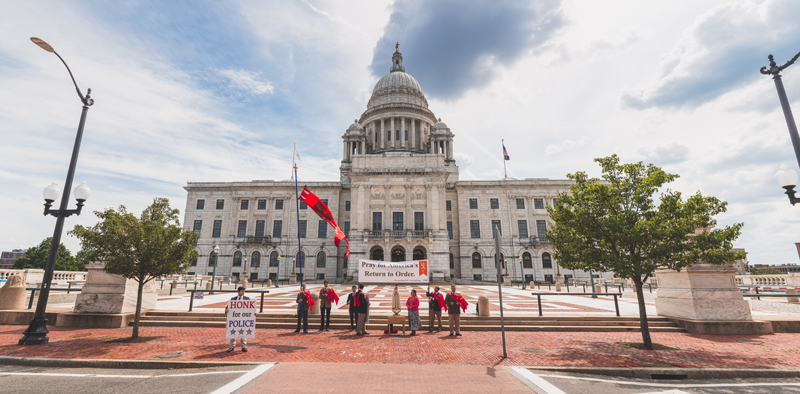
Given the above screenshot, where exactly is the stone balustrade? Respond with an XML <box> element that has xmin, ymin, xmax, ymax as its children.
<box><xmin>0</xmin><ymin>269</ymin><xmax>87</xmax><ymax>284</ymax></box>
<box><xmin>736</xmin><ymin>273</ymin><xmax>800</xmax><ymax>287</ymax></box>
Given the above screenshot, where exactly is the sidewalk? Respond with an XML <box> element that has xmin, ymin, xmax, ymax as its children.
<box><xmin>0</xmin><ymin>324</ymin><xmax>798</xmax><ymax>369</ymax></box>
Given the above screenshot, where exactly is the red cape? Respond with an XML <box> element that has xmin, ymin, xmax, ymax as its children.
<box><xmin>301</xmin><ymin>291</ymin><xmax>314</xmax><ymax>309</ymax></box>
<box><xmin>452</xmin><ymin>293</ymin><xmax>468</xmax><ymax>312</ymax></box>
<box><xmin>326</xmin><ymin>288</ymin><xmax>339</xmax><ymax>304</ymax></box>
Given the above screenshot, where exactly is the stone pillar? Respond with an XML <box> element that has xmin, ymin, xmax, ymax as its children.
<box><xmin>594</xmin><ymin>283</ymin><xmax>602</xmax><ymax>293</ymax></box>
<box><xmin>380</xmin><ymin>118</ymin><xmax>385</xmax><ymax>149</ymax></box>
<box><xmin>554</xmin><ymin>282</ymin><xmax>562</xmax><ymax>292</ymax></box>
<box><xmin>311</xmin><ymin>292</ymin><xmax>320</xmax><ymax>314</ymax></box>
<box><xmin>343</xmin><ymin>141</ymin><xmax>347</xmax><ymax>161</ymax></box>
<box><xmin>477</xmin><ymin>295</ymin><xmax>490</xmax><ymax>316</ymax></box>
<box><xmin>401</xmin><ymin>117</ymin><xmax>406</xmax><ymax>148</ymax></box>
<box><xmin>0</xmin><ymin>274</ymin><xmax>27</xmax><ymax>310</ymax></box>
<box><xmin>788</xmin><ymin>288</ymin><xmax>799</xmax><ymax>303</ymax></box>
<box><xmin>529</xmin><ymin>281</ymin><xmax>534</xmax><ymax>289</ymax></box>
<box><xmin>390</xmin><ymin>117</ymin><xmax>395</xmax><ymax>148</ymax></box>
<box><xmin>267</xmin><ymin>279</ymin><xmax>272</xmax><ymax>287</ymax></box>
<box><xmin>411</xmin><ymin>118</ymin><xmax>416</xmax><ymax>149</ymax></box>
<box><xmin>654</xmin><ymin>263</ymin><xmax>753</xmax><ymax>321</ymax></box>
<box><xmin>205</xmin><ymin>281</ymin><xmax>212</xmax><ymax>290</ymax></box>
<box><xmin>74</xmin><ymin>263</ymin><xmax>157</xmax><ymax>314</ymax></box>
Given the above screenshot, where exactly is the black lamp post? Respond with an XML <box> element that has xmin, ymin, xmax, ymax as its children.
<box><xmin>209</xmin><ymin>245</ymin><xmax>220</xmax><ymax>294</ymax></box>
<box><xmin>20</xmin><ymin>38</ymin><xmax>94</xmax><ymax>346</ymax></box>
<box><xmin>762</xmin><ymin>51</ymin><xmax>800</xmax><ymax>203</ymax></box>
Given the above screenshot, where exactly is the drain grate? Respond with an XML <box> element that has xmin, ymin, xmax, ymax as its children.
<box><xmin>651</xmin><ymin>374</ymin><xmax>687</xmax><ymax>380</ymax></box>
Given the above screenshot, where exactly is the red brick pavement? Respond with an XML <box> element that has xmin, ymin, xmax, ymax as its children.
<box><xmin>0</xmin><ymin>325</ymin><xmax>797</xmax><ymax>369</ymax></box>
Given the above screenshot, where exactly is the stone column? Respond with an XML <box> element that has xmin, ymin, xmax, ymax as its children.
<box><xmin>355</xmin><ymin>185</ymin><xmax>364</xmax><ymax>230</ymax></box>
<box><xmin>342</xmin><ymin>142</ymin><xmax>347</xmax><ymax>161</ymax></box>
<box><xmin>390</xmin><ymin>117</ymin><xmax>395</xmax><ymax>148</ymax></box>
<box><xmin>380</xmin><ymin>119</ymin><xmax>385</xmax><ymax>149</ymax></box>
<box><xmin>411</xmin><ymin>119</ymin><xmax>416</xmax><ymax>150</ymax></box>
<box><xmin>405</xmin><ymin>184</ymin><xmax>412</xmax><ymax>234</ymax></box>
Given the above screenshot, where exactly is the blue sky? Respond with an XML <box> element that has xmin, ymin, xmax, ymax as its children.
<box><xmin>2</xmin><ymin>0</ymin><xmax>800</xmax><ymax>266</ymax></box>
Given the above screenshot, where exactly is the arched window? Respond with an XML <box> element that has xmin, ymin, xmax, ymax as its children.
<box><xmin>251</xmin><ymin>251</ymin><xmax>261</xmax><ymax>267</ymax></box>
<box><xmin>371</xmin><ymin>247</ymin><xmax>384</xmax><ymax>261</ymax></box>
<box><xmin>542</xmin><ymin>252</ymin><xmax>552</xmax><ymax>269</ymax></box>
<box><xmin>317</xmin><ymin>252</ymin><xmax>326</xmax><ymax>268</ymax></box>
<box><xmin>391</xmin><ymin>247</ymin><xmax>406</xmax><ymax>262</ymax></box>
<box><xmin>522</xmin><ymin>252</ymin><xmax>532</xmax><ymax>268</ymax></box>
<box><xmin>269</xmin><ymin>251</ymin><xmax>279</xmax><ymax>267</ymax></box>
<box><xmin>209</xmin><ymin>252</ymin><xmax>217</xmax><ymax>267</ymax></box>
<box><xmin>472</xmin><ymin>252</ymin><xmax>481</xmax><ymax>269</ymax></box>
<box><xmin>296</xmin><ymin>251</ymin><xmax>305</xmax><ymax>267</ymax></box>
<box><xmin>413</xmin><ymin>247</ymin><xmax>426</xmax><ymax>260</ymax></box>
<box><xmin>232</xmin><ymin>251</ymin><xmax>242</xmax><ymax>267</ymax></box>
<box><xmin>449</xmin><ymin>253</ymin><xmax>455</xmax><ymax>269</ymax></box>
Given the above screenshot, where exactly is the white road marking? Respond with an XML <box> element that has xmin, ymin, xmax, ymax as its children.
<box><xmin>536</xmin><ymin>373</ymin><xmax>800</xmax><ymax>388</ymax></box>
<box><xmin>0</xmin><ymin>370</ymin><xmax>252</xmax><ymax>379</ymax></box>
<box><xmin>510</xmin><ymin>367</ymin><xmax>567</xmax><ymax>394</ymax></box>
<box><xmin>637</xmin><ymin>391</ymin><xmax>692</xmax><ymax>394</ymax></box>
<box><xmin>208</xmin><ymin>363</ymin><xmax>274</xmax><ymax>394</ymax></box>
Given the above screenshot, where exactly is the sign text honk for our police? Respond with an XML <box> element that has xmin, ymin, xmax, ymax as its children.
<box><xmin>226</xmin><ymin>300</ymin><xmax>257</xmax><ymax>339</ymax></box>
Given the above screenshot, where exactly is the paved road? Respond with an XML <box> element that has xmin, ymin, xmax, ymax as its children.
<box><xmin>514</xmin><ymin>369</ymin><xmax>800</xmax><ymax>394</ymax></box>
<box><xmin>0</xmin><ymin>364</ymin><xmax>271</xmax><ymax>394</ymax></box>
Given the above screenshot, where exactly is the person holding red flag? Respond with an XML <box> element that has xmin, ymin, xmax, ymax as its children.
<box><xmin>294</xmin><ymin>284</ymin><xmax>313</xmax><ymax>333</ymax></box>
<box><xmin>407</xmin><ymin>289</ymin><xmax>421</xmax><ymax>336</ymax></box>
<box><xmin>425</xmin><ymin>285</ymin><xmax>445</xmax><ymax>332</ymax></box>
<box><xmin>299</xmin><ymin>186</ymin><xmax>350</xmax><ymax>259</ymax></box>
<box><xmin>354</xmin><ymin>283</ymin><xmax>370</xmax><ymax>335</ymax></box>
<box><xmin>445</xmin><ymin>285</ymin><xmax>468</xmax><ymax>337</ymax></box>
<box><xmin>318</xmin><ymin>279</ymin><xmax>338</xmax><ymax>332</ymax></box>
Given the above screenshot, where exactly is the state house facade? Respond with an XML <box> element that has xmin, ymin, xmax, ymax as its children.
<box><xmin>183</xmin><ymin>49</ymin><xmax>609</xmax><ymax>283</ymax></box>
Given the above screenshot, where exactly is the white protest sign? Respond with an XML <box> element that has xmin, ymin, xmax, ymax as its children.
<box><xmin>358</xmin><ymin>259</ymin><xmax>429</xmax><ymax>283</ymax></box>
<box><xmin>225</xmin><ymin>299</ymin><xmax>257</xmax><ymax>340</ymax></box>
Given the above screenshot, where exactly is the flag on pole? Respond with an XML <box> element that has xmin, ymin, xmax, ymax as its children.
<box><xmin>294</xmin><ymin>144</ymin><xmax>302</xmax><ymax>162</ymax></box>
<box><xmin>502</xmin><ymin>142</ymin><xmax>510</xmax><ymax>161</ymax></box>
<box><xmin>299</xmin><ymin>186</ymin><xmax>350</xmax><ymax>258</ymax></box>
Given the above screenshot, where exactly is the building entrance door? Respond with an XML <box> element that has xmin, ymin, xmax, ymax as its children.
<box><xmin>391</xmin><ymin>247</ymin><xmax>406</xmax><ymax>262</ymax></box>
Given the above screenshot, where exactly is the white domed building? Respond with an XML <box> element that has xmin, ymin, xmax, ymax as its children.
<box><xmin>183</xmin><ymin>48</ymin><xmax>612</xmax><ymax>284</ymax></box>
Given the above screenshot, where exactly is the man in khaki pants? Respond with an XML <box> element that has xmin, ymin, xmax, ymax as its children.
<box><xmin>426</xmin><ymin>286</ymin><xmax>443</xmax><ymax>332</ymax></box>
<box><xmin>445</xmin><ymin>285</ymin><xmax>465</xmax><ymax>336</ymax></box>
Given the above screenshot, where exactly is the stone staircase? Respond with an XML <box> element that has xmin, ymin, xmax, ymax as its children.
<box><xmin>136</xmin><ymin>311</ymin><xmax>685</xmax><ymax>332</ymax></box>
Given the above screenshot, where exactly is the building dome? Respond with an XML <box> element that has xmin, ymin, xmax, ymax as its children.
<box><xmin>365</xmin><ymin>50</ymin><xmax>430</xmax><ymax>113</ymax></box>
<box><xmin>347</xmin><ymin>119</ymin><xmax>364</xmax><ymax>133</ymax></box>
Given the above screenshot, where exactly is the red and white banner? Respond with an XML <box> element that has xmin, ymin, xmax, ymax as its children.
<box><xmin>358</xmin><ymin>259</ymin><xmax>429</xmax><ymax>283</ymax></box>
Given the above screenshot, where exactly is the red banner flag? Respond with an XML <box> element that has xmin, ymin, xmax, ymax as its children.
<box><xmin>299</xmin><ymin>186</ymin><xmax>350</xmax><ymax>258</ymax></box>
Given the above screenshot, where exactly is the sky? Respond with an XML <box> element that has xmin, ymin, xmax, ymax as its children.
<box><xmin>1</xmin><ymin>0</ymin><xmax>800</xmax><ymax>266</ymax></box>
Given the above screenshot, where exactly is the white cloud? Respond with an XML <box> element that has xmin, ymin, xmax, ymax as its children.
<box><xmin>218</xmin><ymin>68</ymin><xmax>274</xmax><ymax>95</ymax></box>
<box><xmin>545</xmin><ymin>137</ymin><xmax>590</xmax><ymax>156</ymax></box>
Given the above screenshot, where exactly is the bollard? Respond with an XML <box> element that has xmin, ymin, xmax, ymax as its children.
<box><xmin>205</xmin><ymin>281</ymin><xmax>212</xmax><ymax>290</ymax></box>
<box><xmin>477</xmin><ymin>295</ymin><xmax>490</xmax><ymax>316</ymax></box>
<box><xmin>594</xmin><ymin>283</ymin><xmax>602</xmax><ymax>294</ymax></box>
<box><xmin>267</xmin><ymin>279</ymin><xmax>273</xmax><ymax>287</ymax></box>
<box><xmin>311</xmin><ymin>292</ymin><xmax>320</xmax><ymax>314</ymax></box>
<box><xmin>529</xmin><ymin>281</ymin><xmax>534</xmax><ymax>289</ymax></box>
<box><xmin>788</xmin><ymin>289</ymin><xmax>799</xmax><ymax>303</ymax></box>
<box><xmin>555</xmin><ymin>282</ymin><xmax>562</xmax><ymax>292</ymax></box>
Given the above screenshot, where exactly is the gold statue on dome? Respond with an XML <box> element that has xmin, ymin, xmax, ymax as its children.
<box><xmin>395</xmin><ymin>42</ymin><xmax>400</xmax><ymax>52</ymax></box>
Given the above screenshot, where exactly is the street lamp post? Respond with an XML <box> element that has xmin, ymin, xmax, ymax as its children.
<box><xmin>20</xmin><ymin>38</ymin><xmax>94</xmax><ymax>346</ymax></box>
<box><xmin>518</xmin><ymin>255</ymin><xmax>525</xmax><ymax>290</ymax></box>
<box><xmin>762</xmin><ymin>51</ymin><xmax>800</xmax><ymax>203</ymax></box>
<box><xmin>589</xmin><ymin>269</ymin><xmax>597</xmax><ymax>298</ymax></box>
<box><xmin>209</xmin><ymin>245</ymin><xmax>220</xmax><ymax>294</ymax></box>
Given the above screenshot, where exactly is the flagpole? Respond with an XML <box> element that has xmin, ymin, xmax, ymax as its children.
<box><xmin>294</xmin><ymin>162</ymin><xmax>307</xmax><ymax>331</ymax></box>
<box><xmin>502</xmin><ymin>139</ymin><xmax>507</xmax><ymax>179</ymax></box>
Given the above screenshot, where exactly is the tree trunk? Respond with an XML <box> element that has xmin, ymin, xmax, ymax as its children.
<box><xmin>132</xmin><ymin>280</ymin><xmax>144</xmax><ymax>339</ymax></box>
<box><xmin>632</xmin><ymin>275</ymin><xmax>653</xmax><ymax>350</ymax></box>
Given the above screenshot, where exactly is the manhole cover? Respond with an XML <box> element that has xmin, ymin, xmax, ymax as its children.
<box><xmin>520</xmin><ymin>348</ymin><xmax>545</xmax><ymax>353</ymax></box>
<box><xmin>157</xmin><ymin>351</ymin><xmax>184</xmax><ymax>359</ymax></box>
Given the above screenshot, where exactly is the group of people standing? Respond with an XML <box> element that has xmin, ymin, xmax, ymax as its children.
<box><xmin>293</xmin><ymin>282</ymin><xmax>468</xmax><ymax>337</ymax></box>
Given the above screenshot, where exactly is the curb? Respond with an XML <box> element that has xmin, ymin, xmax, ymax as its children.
<box><xmin>0</xmin><ymin>356</ymin><xmax>262</xmax><ymax>370</ymax></box>
<box><xmin>528</xmin><ymin>366</ymin><xmax>800</xmax><ymax>379</ymax></box>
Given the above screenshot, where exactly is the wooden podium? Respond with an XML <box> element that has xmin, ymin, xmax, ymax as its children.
<box><xmin>386</xmin><ymin>314</ymin><xmax>406</xmax><ymax>335</ymax></box>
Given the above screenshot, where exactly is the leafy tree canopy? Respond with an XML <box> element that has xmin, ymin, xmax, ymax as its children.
<box><xmin>12</xmin><ymin>238</ymin><xmax>85</xmax><ymax>271</ymax></box>
<box><xmin>751</xmin><ymin>267</ymin><xmax>785</xmax><ymax>275</ymax></box>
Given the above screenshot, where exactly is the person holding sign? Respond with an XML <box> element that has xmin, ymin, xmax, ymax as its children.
<box><xmin>294</xmin><ymin>284</ymin><xmax>313</xmax><ymax>333</ymax></box>
<box><xmin>318</xmin><ymin>279</ymin><xmax>338</xmax><ymax>332</ymax></box>
<box><xmin>225</xmin><ymin>287</ymin><xmax>255</xmax><ymax>352</ymax></box>
<box><xmin>445</xmin><ymin>285</ymin><xmax>468</xmax><ymax>337</ymax></box>
<box><xmin>407</xmin><ymin>289</ymin><xmax>421</xmax><ymax>336</ymax></box>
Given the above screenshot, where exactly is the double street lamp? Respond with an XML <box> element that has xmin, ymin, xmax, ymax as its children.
<box><xmin>763</xmin><ymin>51</ymin><xmax>800</xmax><ymax>202</ymax></box>
<box><xmin>20</xmin><ymin>38</ymin><xmax>94</xmax><ymax>345</ymax></box>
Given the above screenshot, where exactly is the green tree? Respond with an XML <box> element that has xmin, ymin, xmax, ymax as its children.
<box><xmin>12</xmin><ymin>238</ymin><xmax>83</xmax><ymax>271</ymax></box>
<box><xmin>751</xmin><ymin>267</ymin><xmax>785</xmax><ymax>275</ymax></box>
<box><xmin>70</xmin><ymin>198</ymin><xmax>198</xmax><ymax>338</ymax></box>
<box><xmin>547</xmin><ymin>155</ymin><xmax>744</xmax><ymax>350</ymax></box>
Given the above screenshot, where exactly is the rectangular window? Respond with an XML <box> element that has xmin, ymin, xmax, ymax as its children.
<box><xmin>237</xmin><ymin>220</ymin><xmax>247</xmax><ymax>237</ymax></box>
<box><xmin>342</xmin><ymin>257</ymin><xmax>348</xmax><ymax>269</ymax></box>
<box><xmin>469</xmin><ymin>199</ymin><xmax>478</xmax><ymax>209</ymax></box>
<box><xmin>196</xmin><ymin>199</ymin><xmax>205</xmax><ymax>210</ymax></box>
<box><xmin>516</xmin><ymin>198</ymin><xmax>525</xmax><ymax>209</ymax></box>
<box><xmin>473</xmin><ymin>274</ymin><xmax>482</xmax><ymax>281</ymax></box>
<box><xmin>414</xmin><ymin>212</ymin><xmax>424</xmax><ymax>231</ymax></box>
<box><xmin>387</xmin><ymin>130</ymin><xmax>391</xmax><ymax>141</ymax></box>
<box><xmin>216</xmin><ymin>199</ymin><xmax>224</xmax><ymax>210</ymax></box>
<box><xmin>490</xmin><ymin>198</ymin><xmax>499</xmax><ymax>209</ymax></box>
<box><xmin>193</xmin><ymin>220</ymin><xmax>202</xmax><ymax>235</ymax></box>
<box><xmin>344</xmin><ymin>221</ymin><xmax>350</xmax><ymax>237</ymax></box>
<box><xmin>553</xmin><ymin>198</ymin><xmax>559</xmax><ymax>206</ymax></box>
<box><xmin>393</xmin><ymin>212</ymin><xmax>404</xmax><ymax>231</ymax></box>
<box><xmin>212</xmin><ymin>220</ymin><xmax>222</xmax><ymax>238</ymax></box>
<box><xmin>272</xmin><ymin>220</ymin><xmax>282</xmax><ymax>238</ymax></box>
<box><xmin>404</xmin><ymin>130</ymin><xmax>408</xmax><ymax>141</ymax></box>
<box><xmin>300</xmin><ymin>200</ymin><xmax>307</xmax><ymax>209</ymax></box>
<box><xmin>447</xmin><ymin>221</ymin><xmax>453</xmax><ymax>239</ymax></box>
<box><xmin>470</xmin><ymin>220</ymin><xmax>480</xmax><ymax>238</ymax></box>
<box><xmin>318</xmin><ymin>220</ymin><xmax>327</xmax><ymax>238</ymax></box>
<box><xmin>240</xmin><ymin>199</ymin><xmax>249</xmax><ymax>210</ymax></box>
<box><xmin>395</xmin><ymin>130</ymin><xmax>400</xmax><ymax>140</ymax></box>
<box><xmin>255</xmin><ymin>220</ymin><xmax>265</xmax><ymax>237</ymax></box>
<box><xmin>517</xmin><ymin>220</ymin><xmax>528</xmax><ymax>238</ymax></box>
<box><xmin>372</xmin><ymin>212</ymin><xmax>382</xmax><ymax>231</ymax></box>
<box><xmin>298</xmin><ymin>220</ymin><xmax>307</xmax><ymax>238</ymax></box>
<box><xmin>345</xmin><ymin>201</ymin><xmax>351</xmax><ymax>211</ymax></box>
<box><xmin>275</xmin><ymin>199</ymin><xmax>284</xmax><ymax>210</ymax></box>
<box><xmin>446</xmin><ymin>200</ymin><xmax>452</xmax><ymax>211</ymax></box>
<box><xmin>491</xmin><ymin>220</ymin><xmax>501</xmax><ymax>235</ymax></box>
<box><xmin>545</xmin><ymin>274</ymin><xmax>553</xmax><ymax>283</ymax></box>
<box><xmin>321</xmin><ymin>199</ymin><xmax>328</xmax><ymax>207</ymax></box>
<box><xmin>534</xmin><ymin>198</ymin><xmax>544</xmax><ymax>209</ymax></box>
<box><xmin>537</xmin><ymin>220</ymin><xmax>548</xmax><ymax>241</ymax></box>
<box><xmin>190</xmin><ymin>260</ymin><xmax>197</xmax><ymax>267</ymax></box>
<box><xmin>257</xmin><ymin>199</ymin><xmax>267</xmax><ymax>210</ymax></box>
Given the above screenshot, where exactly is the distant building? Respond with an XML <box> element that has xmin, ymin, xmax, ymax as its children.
<box><xmin>751</xmin><ymin>263</ymin><xmax>800</xmax><ymax>274</ymax></box>
<box><xmin>0</xmin><ymin>249</ymin><xmax>27</xmax><ymax>269</ymax></box>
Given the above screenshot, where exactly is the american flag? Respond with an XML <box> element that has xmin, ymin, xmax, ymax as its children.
<box><xmin>503</xmin><ymin>143</ymin><xmax>510</xmax><ymax>161</ymax></box>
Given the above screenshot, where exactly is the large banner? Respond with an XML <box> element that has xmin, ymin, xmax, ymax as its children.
<box><xmin>226</xmin><ymin>299</ymin><xmax>257</xmax><ymax>340</ymax></box>
<box><xmin>358</xmin><ymin>259</ymin><xmax>429</xmax><ymax>283</ymax></box>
